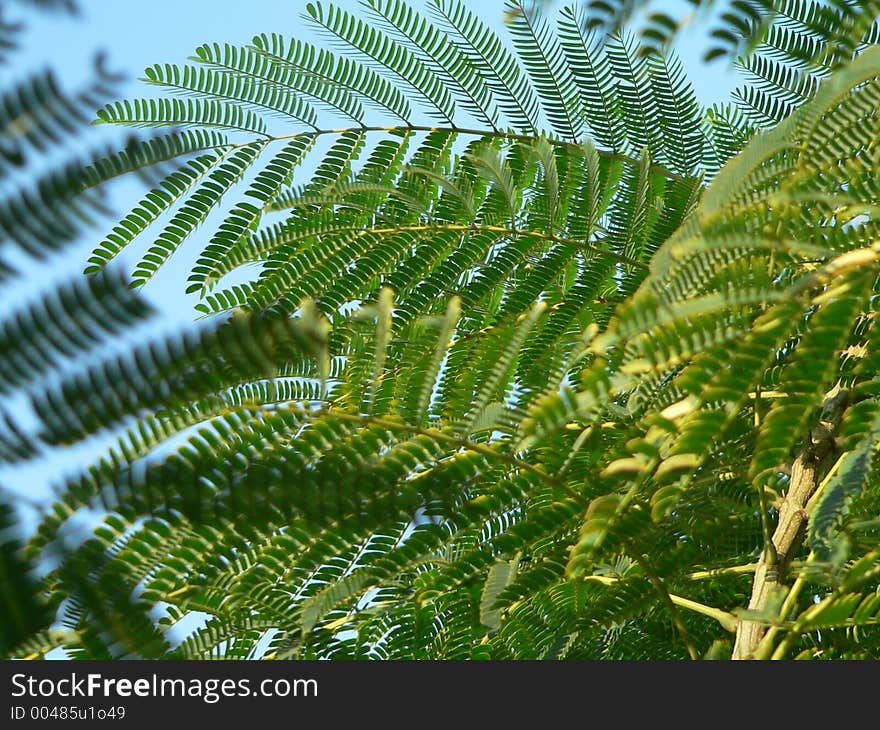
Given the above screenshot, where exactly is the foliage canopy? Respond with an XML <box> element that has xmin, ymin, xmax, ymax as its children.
<box><xmin>2</xmin><ymin>0</ymin><xmax>880</xmax><ymax>660</ymax></box>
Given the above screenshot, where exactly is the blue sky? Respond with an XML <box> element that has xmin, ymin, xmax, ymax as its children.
<box><xmin>1</xmin><ymin>0</ymin><xmax>746</xmax><ymax>506</ymax></box>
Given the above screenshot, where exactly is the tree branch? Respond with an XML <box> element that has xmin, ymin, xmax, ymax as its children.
<box><xmin>731</xmin><ymin>384</ymin><xmax>849</xmax><ymax>659</ymax></box>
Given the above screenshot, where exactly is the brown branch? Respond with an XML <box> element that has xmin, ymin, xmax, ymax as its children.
<box><xmin>731</xmin><ymin>384</ymin><xmax>849</xmax><ymax>659</ymax></box>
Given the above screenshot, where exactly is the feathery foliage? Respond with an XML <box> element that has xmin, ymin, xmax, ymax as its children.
<box><xmin>4</xmin><ymin>0</ymin><xmax>880</xmax><ymax>661</ymax></box>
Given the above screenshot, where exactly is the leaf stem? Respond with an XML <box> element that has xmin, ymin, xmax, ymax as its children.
<box><xmin>228</xmin><ymin>124</ymin><xmax>690</xmax><ymax>182</ymax></box>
